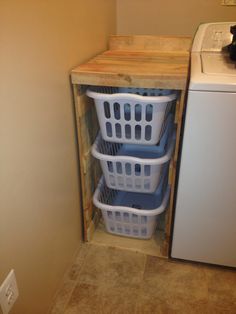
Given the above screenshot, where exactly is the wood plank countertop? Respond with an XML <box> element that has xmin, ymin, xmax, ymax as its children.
<box><xmin>71</xmin><ymin>35</ymin><xmax>192</xmax><ymax>90</ymax></box>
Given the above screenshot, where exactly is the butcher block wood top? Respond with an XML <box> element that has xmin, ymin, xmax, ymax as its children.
<box><xmin>71</xmin><ymin>35</ymin><xmax>192</xmax><ymax>90</ymax></box>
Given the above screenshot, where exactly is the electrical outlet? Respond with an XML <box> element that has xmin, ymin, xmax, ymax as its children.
<box><xmin>221</xmin><ymin>0</ymin><xmax>236</xmax><ymax>5</ymax></box>
<box><xmin>0</xmin><ymin>270</ymin><xmax>19</xmax><ymax>314</ymax></box>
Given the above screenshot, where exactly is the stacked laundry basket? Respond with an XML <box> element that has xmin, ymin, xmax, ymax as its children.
<box><xmin>87</xmin><ymin>86</ymin><xmax>177</xmax><ymax>239</ymax></box>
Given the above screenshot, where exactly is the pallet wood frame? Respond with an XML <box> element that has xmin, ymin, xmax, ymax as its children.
<box><xmin>73</xmin><ymin>85</ymin><xmax>101</xmax><ymax>241</ymax></box>
<box><xmin>71</xmin><ymin>35</ymin><xmax>191</xmax><ymax>256</ymax></box>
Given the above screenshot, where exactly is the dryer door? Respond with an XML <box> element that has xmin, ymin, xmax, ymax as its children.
<box><xmin>171</xmin><ymin>90</ymin><xmax>236</xmax><ymax>267</ymax></box>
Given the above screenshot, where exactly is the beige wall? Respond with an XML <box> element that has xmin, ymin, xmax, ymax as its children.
<box><xmin>0</xmin><ymin>1</ymin><xmax>116</xmax><ymax>314</ymax></box>
<box><xmin>117</xmin><ymin>0</ymin><xmax>236</xmax><ymax>36</ymax></box>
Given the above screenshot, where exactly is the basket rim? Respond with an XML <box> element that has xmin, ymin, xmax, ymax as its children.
<box><xmin>86</xmin><ymin>89</ymin><xmax>177</xmax><ymax>103</ymax></box>
<box><xmin>93</xmin><ymin>177</ymin><xmax>170</xmax><ymax>217</ymax></box>
<box><xmin>91</xmin><ymin>131</ymin><xmax>175</xmax><ymax>165</ymax></box>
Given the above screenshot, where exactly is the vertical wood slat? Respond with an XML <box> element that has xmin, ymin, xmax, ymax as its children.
<box><xmin>73</xmin><ymin>85</ymin><xmax>101</xmax><ymax>241</ymax></box>
<box><xmin>161</xmin><ymin>90</ymin><xmax>186</xmax><ymax>257</ymax></box>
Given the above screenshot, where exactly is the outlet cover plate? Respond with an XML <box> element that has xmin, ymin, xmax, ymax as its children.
<box><xmin>0</xmin><ymin>270</ymin><xmax>19</xmax><ymax>314</ymax></box>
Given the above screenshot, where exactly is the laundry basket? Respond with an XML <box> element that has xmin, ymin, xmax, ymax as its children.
<box><xmin>92</xmin><ymin>114</ymin><xmax>175</xmax><ymax>193</ymax></box>
<box><xmin>86</xmin><ymin>86</ymin><xmax>177</xmax><ymax>145</ymax></box>
<box><xmin>93</xmin><ymin>167</ymin><xmax>170</xmax><ymax>239</ymax></box>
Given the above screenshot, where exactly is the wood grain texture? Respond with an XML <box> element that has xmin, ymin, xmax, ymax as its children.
<box><xmin>73</xmin><ymin>85</ymin><xmax>101</xmax><ymax>241</ymax></box>
<box><xmin>71</xmin><ymin>36</ymin><xmax>191</xmax><ymax>89</ymax></box>
<box><xmin>109</xmin><ymin>35</ymin><xmax>192</xmax><ymax>52</ymax></box>
<box><xmin>161</xmin><ymin>91</ymin><xmax>187</xmax><ymax>257</ymax></box>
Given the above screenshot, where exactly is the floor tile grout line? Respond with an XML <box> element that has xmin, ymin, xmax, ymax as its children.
<box><xmin>49</xmin><ymin>244</ymin><xmax>86</xmax><ymax>314</ymax></box>
<box><xmin>50</xmin><ymin>244</ymin><xmax>91</xmax><ymax>314</ymax></box>
<box><xmin>61</xmin><ymin>244</ymin><xmax>93</xmax><ymax>313</ymax></box>
<box><xmin>141</xmin><ymin>253</ymin><xmax>148</xmax><ymax>281</ymax></box>
<box><xmin>59</xmin><ymin>280</ymin><xmax>78</xmax><ymax>314</ymax></box>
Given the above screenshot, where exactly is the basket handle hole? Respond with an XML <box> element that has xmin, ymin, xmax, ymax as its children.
<box><xmin>135</xmin><ymin>164</ymin><xmax>141</xmax><ymax>176</ymax></box>
<box><xmin>135</xmin><ymin>104</ymin><xmax>142</xmax><ymax>121</ymax></box>
<box><xmin>124</xmin><ymin>103</ymin><xmax>131</xmax><ymax>121</ymax></box>
<box><xmin>114</xmin><ymin>102</ymin><xmax>120</xmax><ymax>120</ymax></box>
<box><xmin>104</xmin><ymin>101</ymin><xmax>111</xmax><ymax>118</ymax></box>
<box><xmin>146</xmin><ymin>104</ymin><xmax>153</xmax><ymax>122</ymax></box>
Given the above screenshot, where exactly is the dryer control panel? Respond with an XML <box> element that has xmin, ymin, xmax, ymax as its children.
<box><xmin>189</xmin><ymin>22</ymin><xmax>236</xmax><ymax>92</ymax></box>
<box><xmin>201</xmin><ymin>23</ymin><xmax>233</xmax><ymax>52</ymax></box>
<box><xmin>192</xmin><ymin>22</ymin><xmax>236</xmax><ymax>53</ymax></box>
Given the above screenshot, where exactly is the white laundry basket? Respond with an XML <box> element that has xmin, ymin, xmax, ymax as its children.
<box><xmin>87</xmin><ymin>86</ymin><xmax>177</xmax><ymax>145</ymax></box>
<box><xmin>93</xmin><ymin>167</ymin><xmax>170</xmax><ymax>239</ymax></box>
<box><xmin>92</xmin><ymin>114</ymin><xmax>175</xmax><ymax>193</ymax></box>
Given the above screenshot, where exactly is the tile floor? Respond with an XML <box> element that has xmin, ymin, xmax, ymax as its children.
<box><xmin>50</xmin><ymin>243</ymin><xmax>236</xmax><ymax>314</ymax></box>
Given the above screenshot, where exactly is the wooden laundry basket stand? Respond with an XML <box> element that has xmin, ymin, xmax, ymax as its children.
<box><xmin>71</xmin><ymin>35</ymin><xmax>191</xmax><ymax>257</ymax></box>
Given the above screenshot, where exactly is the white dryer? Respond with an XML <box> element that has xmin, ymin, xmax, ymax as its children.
<box><xmin>171</xmin><ymin>22</ymin><xmax>236</xmax><ymax>267</ymax></box>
